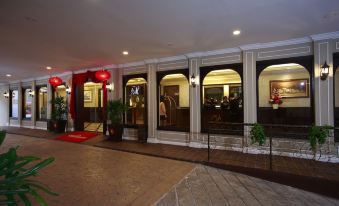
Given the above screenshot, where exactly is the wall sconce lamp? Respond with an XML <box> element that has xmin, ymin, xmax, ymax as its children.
<box><xmin>106</xmin><ymin>82</ymin><xmax>114</xmax><ymax>92</ymax></box>
<box><xmin>28</xmin><ymin>89</ymin><xmax>35</xmax><ymax>97</ymax></box>
<box><xmin>3</xmin><ymin>91</ymin><xmax>9</xmax><ymax>99</ymax></box>
<box><xmin>66</xmin><ymin>86</ymin><xmax>72</xmax><ymax>94</ymax></box>
<box><xmin>320</xmin><ymin>61</ymin><xmax>330</xmax><ymax>80</ymax></box>
<box><xmin>190</xmin><ymin>74</ymin><xmax>196</xmax><ymax>88</ymax></box>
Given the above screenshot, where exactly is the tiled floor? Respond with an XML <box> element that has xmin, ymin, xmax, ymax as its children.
<box><xmin>156</xmin><ymin>165</ymin><xmax>339</xmax><ymax>206</ymax></box>
<box><xmin>0</xmin><ymin>134</ymin><xmax>194</xmax><ymax>206</ymax></box>
<box><xmin>95</xmin><ymin>140</ymin><xmax>339</xmax><ymax>182</ymax></box>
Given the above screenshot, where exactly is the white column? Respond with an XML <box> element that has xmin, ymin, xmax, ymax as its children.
<box><xmin>313</xmin><ymin>39</ymin><xmax>334</xmax><ymax>129</ymax></box>
<box><xmin>47</xmin><ymin>82</ymin><xmax>52</xmax><ymax>120</ymax></box>
<box><xmin>18</xmin><ymin>82</ymin><xmax>22</xmax><ymax>126</ymax></box>
<box><xmin>188</xmin><ymin>57</ymin><xmax>201</xmax><ymax>146</ymax></box>
<box><xmin>146</xmin><ymin>61</ymin><xmax>158</xmax><ymax>142</ymax></box>
<box><xmin>31</xmin><ymin>81</ymin><xmax>36</xmax><ymax>127</ymax></box>
<box><xmin>242</xmin><ymin>50</ymin><xmax>257</xmax><ymax>146</ymax></box>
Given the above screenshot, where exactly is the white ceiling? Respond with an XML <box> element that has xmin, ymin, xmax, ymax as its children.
<box><xmin>0</xmin><ymin>0</ymin><xmax>339</xmax><ymax>83</ymax></box>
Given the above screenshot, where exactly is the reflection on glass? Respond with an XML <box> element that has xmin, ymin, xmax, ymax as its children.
<box><xmin>38</xmin><ymin>86</ymin><xmax>48</xmax><ymax>120</ymax></box>
<box><xmin>11</xmin><ymin>90</ymin><xmax>18</xmax><ymax>118</ymax></box>
<box><xmin>23</xmin><ymin>88</ymin><xmax>33</xmax><ymax>119</ymax></box>
<box><xmin>159</xmin><ymin>74</ymin><xmax>189</xmax><ymax>131</ymax></box>
<box><xmin>201</xmin><ymin>69</ymin><xmax>243</xmax><ymax>131</ymax></box>
<box><xmin>125</xmin><ymin>78</ymin><xmax>146</xmax><ymax>125</ymax></box>
<box><xmin>258</xmin><ymin>63</ymin><xmax>311</xmax><ymax>125</ymax></box>
<box><xmin>54</xmin><ymin>85</ymin><xmax>67</xmax><ymax>99</ymax></box>
<box><xmin>335</xmin><ymin>68</ymin><xmax>339</xmax><ymax>127</ymax></box>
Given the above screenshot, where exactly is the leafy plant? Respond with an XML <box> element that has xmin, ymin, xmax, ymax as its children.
<box><xmin>308</xmin><ymin>125</ymin><xmax>332</xmax><ymax>159</ymax></box>
<box><xmin>0</xmin><ymin>130</ymin><xmax>57</xmax><ymax>206</ymax></box>
<box><xmin>106</xmin><ymin>99</ymin><xmax>129</xmax><ymax>124</ymax></box>
<box><xmin>50</xmin><ymin>96</ymin><xmax>67</xmax><ymax>121</ymax></box>
<box><xmin>250</xmin><ymin>123</ymin><xmax>266</xmax><ymax>146</ymax></box>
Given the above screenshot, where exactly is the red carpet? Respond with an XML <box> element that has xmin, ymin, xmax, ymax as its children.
<box><xmin>56</xmin><ymin>131</ymin><xmax>98</xmax><ymax>143</ymax></box>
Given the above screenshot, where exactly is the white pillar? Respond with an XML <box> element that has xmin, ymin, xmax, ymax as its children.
<box><xmin>313</xmin><ymin>39</ymin><xmax>334</xmax><ymax>128</ymax></box>
<box><xmin>242</xmin><ymin>50</ymin><xmax>257</xmax><ymax>146</ymax></box>
<box><xmin>146</xmin><ymin>61</ymin><xmax>158</xmax><ymax>142</ymax></box>
<box><xmin>188</xmin><ymin>57</ymin><xmax>201</xmax><ymax>145</ymax></box>
<box><xmin>31</xmin><ymin>81</ymin><xmax>36</xmax><ymax>128</ymax></box>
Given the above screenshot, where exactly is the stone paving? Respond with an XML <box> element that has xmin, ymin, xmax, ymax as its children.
<box><xmin>156</xmin><ymin>165</ymin><xmax>339</xmax><ymax>206</ymax></box>
<box><xmin>0</xmin><ymin>134</ymin><xmax>194</xmax><ymax>206</ymax></box>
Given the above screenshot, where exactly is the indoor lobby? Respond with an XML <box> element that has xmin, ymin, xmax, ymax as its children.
<box><xmin>0</xmin><ymin>0</ymin><xmax>339</xmax><ymax>205</ymax></box>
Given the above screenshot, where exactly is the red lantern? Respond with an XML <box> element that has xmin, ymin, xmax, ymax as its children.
<box><xmin>49</xmin><ymin>76</ymin><xmax>62</xmax><ymax>88</ymax></box>
<box><xmin>95</xmin><ymin>70</ymin><xmax>111</xmax><ymax>82</ymax></box>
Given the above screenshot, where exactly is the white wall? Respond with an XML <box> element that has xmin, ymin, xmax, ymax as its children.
<box><xmin>0</xmin><ymin>86</ymin><xmax>9</xmax><ymax>126</ymax></box>
<box><xmin>258</xmin><ymin>70</ymin><xmax>310</xmax><ymax>107</ymax></box>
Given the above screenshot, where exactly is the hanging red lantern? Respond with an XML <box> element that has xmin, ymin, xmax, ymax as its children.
<box><xmin>49</xmin><ymin>76</ymin><xmax>62</xmax><ymax>88</ymax></box>
<box><xmin>95</xmin><ymin>70</ymin><xmax>111</xmax><ymax>82</ymax></box>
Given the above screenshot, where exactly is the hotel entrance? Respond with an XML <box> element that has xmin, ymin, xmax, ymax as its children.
<box><xmin>75</xmin><ymin>82</ymin><xmax>104</xmax><ymax>133</ymax></box>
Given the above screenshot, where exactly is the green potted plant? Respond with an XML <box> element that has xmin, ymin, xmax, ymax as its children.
<box><xmin>106</xmin><ymin>99</ymin><xmax>128</xmax><ymax>141</ymax></box>
<box><xmin>308</xmin><ymin>125</ymin><xmax>332</xmax><ymax>160</ymax></box>
<box><xmin>48</xmin><ymin>96</ymin><xmax>67</xmax><ymax>133</ymax></box>
<box><xmin>250</xmin><ymin>123</ymin><xmax>266</xmax><ymax>146</ymax></box>
<box><xmin>0</xmin><ymin>130</ymin><xmax>57</xmax><ymax>206</ymax></box>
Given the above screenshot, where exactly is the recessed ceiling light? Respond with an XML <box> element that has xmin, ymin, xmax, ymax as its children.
<box><xmin>6</xmin><ymin>74</ymin><xmax>12</xmax><ymax>77</ymax></box>
<box><xmin>122</xmin><ymin>51</ymin><xmax>129</xmax><ymax>55</ymax></box>
<box><xmin>46</xmin><ymin>66</ymin><xmax>52</xmax><ymax>70</ymax></box>
<box><xmin>233</xmin><ymin>30</ymin><xmax>241</xmax><ymax>35</ymax></box>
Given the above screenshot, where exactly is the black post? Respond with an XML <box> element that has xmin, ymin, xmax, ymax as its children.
<box><xmin>208</xmin><ymin>130</ymin><xmax>210</xmax><ymax>162</ymax></box>
<box><xmin>269</xmin><ymin>135</ymin><xmax>272</xmax><ymax>170</ymax></box>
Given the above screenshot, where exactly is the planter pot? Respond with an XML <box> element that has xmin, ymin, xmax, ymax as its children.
<box><xmin>108</xmin><ymin>124</ymin><xmax>123</xmax><ymax>141</ymax></box>
<box><xmin>272</xmin><ymin>104</ymin><xmax>279</xmax><ymax>110</ymax></box>
<box><xmin>47</xmin><ymin>120</ymin><xmax>67</xmax><ymax>133</ymax></box>
<box><xmin>137</xmin><ymin>125</ymin><xmax>148</xmax><ymax>143</ymax></box>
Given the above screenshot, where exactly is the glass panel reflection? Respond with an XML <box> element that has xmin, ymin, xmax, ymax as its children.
<box><xmin>159</xmin><ymin>74</ymin><xmax>189</xmax><ymax>131</ymax></box>
<box><xmin>125</xmin><ymin>78</ymin><xmax>147</xmax><ymax>125</ymax></box>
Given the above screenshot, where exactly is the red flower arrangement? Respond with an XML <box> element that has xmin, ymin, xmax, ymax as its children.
<box><xmin>269</xmin><ymin>89</ymin><xmax>283</xmax><ymax>105</ymax></box>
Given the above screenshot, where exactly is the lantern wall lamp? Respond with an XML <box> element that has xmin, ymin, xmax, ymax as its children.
<box><xmin>66</xmin><ymin>86</ymin><xmax>71</xmax><ymax>94</ymax></box>
<box><xmin>190</xmin><ymin>73</ymin><xmax>197</xmax><ymax>88</ymax></box>
<box><xmin>320</xmin><ymin>61</ymin><xmax>330</xmax><ymax>80</ymax></box>
<box><xmin>3</xmin><ymin>91</ymin><xmax>9</xmax><ymax>99</ymax></box>
<box><xmin>106</xmin><ymin>82</ymin><xmax>114</xmax><ymax>92</ymax></box>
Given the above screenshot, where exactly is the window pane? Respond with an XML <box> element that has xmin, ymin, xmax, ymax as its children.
<box><xmin>11</xmin><ymin>90</ymin><xmax>18</xmax><ymax>118</ymax></box>
<box><xmin>125</xmin><ymin>78</ymin><xmax>147</xmax><ymax>125</ymax></box>
<box><xmin>54</xmin><ymin>85</ymin><xmax>66</xmax><ymax>99</ymax></box>
<box><xmin>258</xmin><ymin>63</ymin><xmax>311</xmax><ymax>125</ymax></box>
<box><xmin>38</xmin><ymin>86</ymin><xmax>48</xmax><ymax>120</ymax></box>
<box><xmin>159</xmin><ymin>74</ymin><xmax>189</xmax><ymax>131</ymax></box>
<box><xmin>24</xmin><ymin>89</ymin><xmax>33</xmax><ymax>119</ymax></box>
<box><xmin>201</xmin><ymin>69</ymin><xmax>243</xmax><ymax>133</ymax></box>
<box><xmin>335</xmin><ymin>67</ymin><xmax>339</xmax><ymax>142</ymax></box>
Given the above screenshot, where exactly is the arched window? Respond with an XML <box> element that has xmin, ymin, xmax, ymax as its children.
<box><xmin>258</xmin><ymin>63</ymin><xmax>312</xmax><ymax>125</ymax></box>
<box><xmin>201</xmin><ymin>68</ymin><xmax>243</xmax><ymax>133</ymax></box>
<box><xmin>22</xmin><ymin>88</ymin><xmax>33</xmax><ymax>119</ymax></box>
<box><xmin>36</xmin><ymin>85</ymin><xmax>48</xmax><ymax>121</ymax></box>
<box><xmin>158</xmin><ymin>70</ymin><xmax>190</xmax><ymax>132</ymax></box>
<box><xmin>123</xmin><ymin>75</ymin><xmax>147</xmax><ymax>126</ymax></box>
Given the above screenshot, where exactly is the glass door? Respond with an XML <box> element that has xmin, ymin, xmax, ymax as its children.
<box><xmin>83</xmin><ymin>82</ymin><xmax>103</xmax><ymax>132</ymax></box>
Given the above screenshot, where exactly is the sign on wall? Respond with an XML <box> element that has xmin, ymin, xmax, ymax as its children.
<box><xmin>270</xmin><ymin>79</ymin><xmax>309</xmax><ymax>98</ymax></box>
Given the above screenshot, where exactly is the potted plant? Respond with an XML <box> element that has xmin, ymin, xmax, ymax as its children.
<box><xmin>107</xmin><ymin>99</ymin><xmax>128</xmax><ymax>141</ymax></box>
<box><xmin>250</xmin><ymin>123</ymin><xmax>266</xmax><ymax>146</ymax></box>
<box><xmin>269</xmin><ymin>90</ymin><xmax>283</xmax><ymax>109</ymax></box>
<box><xmin>0</xmin><ymin>130</ymin><xmax>57</xmax><ymax>205</ymax></box>
<box><xmin>48</xmin><ymin>96</ymin><xmax>67</xmax><ymax>133</ymax></box>
<box><xmin>308</xmin><ymin>125</ymin><xmax>332</xmax><ymax>160</ymax></box>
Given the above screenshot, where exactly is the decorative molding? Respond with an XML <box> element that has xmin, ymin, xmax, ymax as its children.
<box><xmin>144</xmin><ymin>58</ymin><xmax>158</xmax><ymax>64</ymax></box>
<box><xmin>257</xmin><ymin>46</ymin><xmax>311</xmax><ymax>59</ymax></box>
<box><xmin>240</xmin><ymin>37</ymin><xmax>312</xmax><ymax>51</ymax></box>
<box><xmin>311</xmin><ymin>31</ymin><xmax>339</xmax><ymax>41</ymax></box>
<box><xmin>157</xmin><ymin>61</ymin><xmax>188</xmax><ymax>71</ymax></box>
<box><xmin>201</xmin><ymin>54</ymin><xmax>241</xmax><ymax>65</ymax></box>
<box><xmin>118</xmin><ymin>61</ymin><xmax>145</xmax><ymax>68</ymax></box>
<box><xmin>157</xmin><ymin>55</ymin><xmax>187</xmax><ymax>63</ymax></box>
